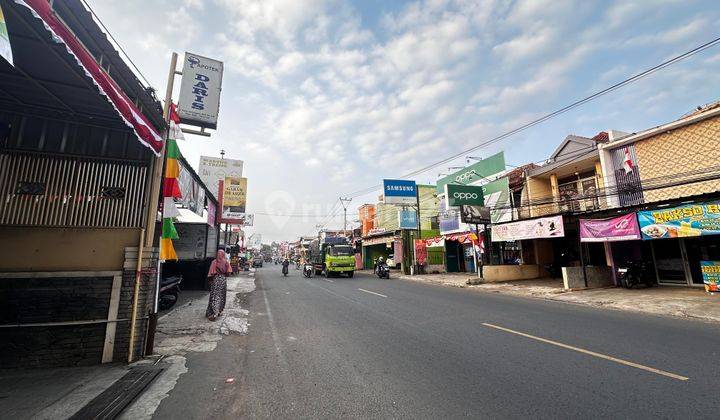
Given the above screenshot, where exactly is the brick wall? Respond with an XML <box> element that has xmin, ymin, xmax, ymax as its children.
<box><xmin>635</xmin><ymin>115</ymin><xmax>720</xmax><ymax>203</ymax></box>
<box><xmin>0</xmin><ymin>276</ymin><xmax>112</xmax><ymax>368</ymax></box>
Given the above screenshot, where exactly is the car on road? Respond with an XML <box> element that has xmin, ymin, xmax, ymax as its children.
<box><xmin>252</xmin><ymin>259</ymin><xmax>263</xmax><ymax>268</ymax></box>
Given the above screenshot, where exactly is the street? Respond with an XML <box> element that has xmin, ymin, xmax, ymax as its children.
<box><xmin>153</xmin><ymin>268</ymin><xmax>719</xmax><ymax>419</ymax></box>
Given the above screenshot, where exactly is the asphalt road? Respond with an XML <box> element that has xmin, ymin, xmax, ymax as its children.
<box><xmin>154</xmin><ymin>267</ymin><xmax>720</xmax><ymax>419</ymax></box>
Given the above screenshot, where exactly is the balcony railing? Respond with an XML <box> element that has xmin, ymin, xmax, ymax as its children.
<box><xmin>0</xmin><ymin>151</ymin><xmax>148</xmax><ymax>228</ymax></box>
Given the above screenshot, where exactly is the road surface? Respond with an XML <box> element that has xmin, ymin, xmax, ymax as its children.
<box><xmin>153</xmin><ymin>267</ymin><xmax>720</xmax><ymax>419</ymax></box>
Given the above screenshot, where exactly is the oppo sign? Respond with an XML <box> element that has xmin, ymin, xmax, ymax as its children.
<box><xmin>444</xmin><ymin>184</ymin><xmax>484</xmax><ymax>207</ymax></box>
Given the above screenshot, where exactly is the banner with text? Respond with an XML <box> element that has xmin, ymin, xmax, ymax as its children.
<box><xmin>445</xmin><ymin>184</ymin><xmax>484</xmax><ymax>207</ymax></box>
<box><xmin>178</xmin><ymin>52</ymin><xmax>224</xmax><ymax>129</ymax></box>
<box><xmin>219</xmin><ymin>177</ymin><xmax>247</xmax><ymax>223</ymax></box>
<box><xmin>436</xmin><ymin>151</ymin><xmax>505</xmax><ymax>193</ymax></box>
<box><xmin>579</xmin><ymin>213</ymin><xmax>641</xmax><ymax>242</ymax></box>
<box><xmin>492</xmin><ymin>215</ymin><xmax>565</xmax><ymax>242</ymax></box>
<box><xmin>198</xmin><ymin>156</ymin><xmax>243</xmax><ymax>200</ymax></box>
<box><xmin>638</xmin><ymin>200</ymin><xmax>720</xmax><ymax>239</ymax></box>
<box><xmin>383</xmin><ymin>179</ymin><xmax>417</xmax><ymax>205</ymax></box>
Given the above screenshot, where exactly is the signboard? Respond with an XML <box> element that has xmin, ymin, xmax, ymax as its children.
<box><xmin>482</xmin><ymin>177</ymin><xmax>511</xmax><ymax>224</ymax></box>
<box><xmin>368</xmin><ymin>227</ymin><xmax>387</xmax><ymax>236</ymax></box>
<box><xmin>492</xmin><ymin>215</ymin><xmax>565</xmax><ymax>242</ymax></box>
<box><xmin>241</xmin><ymin>214</ymin><xmax>254</xmax><ymax>226</ymax></box>
<box><xmin>436</xmin><ymin>151</ymin><xmax>505</xmax><ymax>193</ymax></box>
<box><xmin>445</xmin><ymin>184</ymin><xmax>484</xmax><ymax>207</ymax></box>
<box><xmin>206</xmin><ymin>225</ymin><xmax>218</xmax><ymax>257</ymax></box>
<box><xmin>460</xmin><ymin>205</ymin><xmax>491</xmax><ymax>224</ymax></box>
<box><xmin>177</xmin><ymin>52</ymin><xmax>224</xmax><ymax>129</ymax></box>
<box><xmin>0</xmin><ymin>5</ymin><xmax>13</xmax><ymax>66</ymax></box>
<box><xmin>174</xmin><ymin>224</ymin><xmax>209</xmax><ymax>260</ymax></box>
<box><xmin>580</xmin><ymin>213</ymin><xmax>641</xmax><ymax>242</ymax></box>
<box><xmin>398</xmin><ymin>210</ymin><xmax>418</xmax><ymax>229</ymax></box>
<box><xmin>638</xmin><ymin>201</ymin><xmax>720</xmax><ymax>240</ymax></box>
<box><xmin>700</xmin><ymin>261</ymin><xmax>720</xmax><ymax>292</ymax></box>
<box><xmin>178</xmin><ymin>161</ymin><xmax>205</xmax><ymax>216</ymax></box>
<box><xmin>383</xmin><ymin>179</ymin><xmax>417</xmax><ymax>205</ymax></box>
<box><xmin>198</xmin><ymin>156</ymin><xmax>243</xmax><ymax>200</ymax></box>
<box><xmin>439</xmin><ymin>199</ymin><xmax>460</xmax><ymax>234</ymax></box>
<box><xmin>219</xmin><ymin>177</ymin><xmax>247</xmax><ymax>223</ymax></box>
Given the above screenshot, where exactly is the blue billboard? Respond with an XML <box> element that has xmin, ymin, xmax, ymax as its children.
<box><xmin>383</xmin><ymin>179</ymin><xmax>417</xmax><ymax>205</ymax></box>
<box><xmin>398</xmin><ymin>210</ymin><xmax>418</xmax><ymax>230</ymax></box>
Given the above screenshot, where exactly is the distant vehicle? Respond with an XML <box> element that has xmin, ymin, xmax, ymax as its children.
<box><xmin>310</xmin><ymin>235</ymin><xmax>355</xmax><ymax>278</ymax></box>
<box><xmin>252</xmin><ymin>259</ymin><xmax>263</xmax><ymax>268</ymax></box>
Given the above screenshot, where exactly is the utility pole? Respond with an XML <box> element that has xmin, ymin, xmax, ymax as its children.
<box><xmin>339</xmin><ymin>197</ymin><xmax>352</xmax><ymax>236</ymax></box>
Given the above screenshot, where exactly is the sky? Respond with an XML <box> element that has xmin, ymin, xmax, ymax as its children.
<box><xmin>89</xmin><ymin>0</ymin><xmax>720</xmax><ymax>242</ymax></box>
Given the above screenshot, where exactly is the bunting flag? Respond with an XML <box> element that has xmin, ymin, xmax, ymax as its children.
<box><xmin>160</xmin><ymin>105</ymin><xmax>184</xmax><ymax>261</ymax></box>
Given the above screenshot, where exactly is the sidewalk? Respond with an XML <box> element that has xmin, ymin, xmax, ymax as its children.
<box><xmin>398</xmin><ymin>273</ymin><xmax>720</xmax><ymax>323</ymax></box>
<box><xmin>0</xmin><ymin>271</ymin><xmax>257</xmax><ymax>420</ymax></box>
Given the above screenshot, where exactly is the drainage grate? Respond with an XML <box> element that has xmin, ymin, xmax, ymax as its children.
<box><xmin>69</xmin><ymin>366</ymin><xmax>163</xmax><ymax>420</ymax></box>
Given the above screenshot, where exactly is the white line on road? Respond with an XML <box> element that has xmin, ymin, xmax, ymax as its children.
<box><xmin>482</xmin><ymin>323</ymin><xmax>689</xmax><ymax>381</ymax></box>
<box><xmin>358</xmin><ymin>288</ymin><xmax>387</xmax><ymax>298</ymax></box>
<box><xmin>323</xmin><ymin>278</ymin><xmax>335</xmax><ymax>283</ymax></box>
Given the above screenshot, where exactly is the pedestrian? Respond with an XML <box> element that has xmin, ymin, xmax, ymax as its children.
<box><xmin>206</xmin><ymin>249</ymin><xmax>232</xmax><ymax>321</ymax></box>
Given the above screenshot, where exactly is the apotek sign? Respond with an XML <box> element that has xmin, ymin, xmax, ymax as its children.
<box><xmin>178</xmin><ymin>52</ymin><xmax>224</xmax><ymax>129</ymax></box>
<box><xmin>383</xmin><ymin>179</ymin><xmax>417</xmax><ymax>205</ymax></box>
<box><xmin>444</xmin><ymin>184</ymin><xmax>484</xmax><ymax>206</ymax></box>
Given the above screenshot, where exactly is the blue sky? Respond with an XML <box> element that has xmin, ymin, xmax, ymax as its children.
<box><xmin>91</xmin><ymin>0</ymin><xmax>720</xmax><ymax>241</ymax></box>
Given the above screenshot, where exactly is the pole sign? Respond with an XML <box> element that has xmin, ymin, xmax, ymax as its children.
<box><xmin>178</xmin><ymin>52</ymin><xmax>224</xmax><ymax>129</ymax></box>
<box><xmin>198</xmin><ymin>156</ymin><xmax>243</xmax><ymax>200</ymax></box>
<box><xmin>436</xmin><ymin>151</ymin><xmax>505</xmax><ymax>193</ymax></box>
<box><xmin>398</xmin><ymin>209</ymin><xmax>418</xmax><ymax>230</ymax></box>
<box><xmin>460</xmin><ymin>205</ymin><xmax>491</xmax><ymax>224</ymax></box>
<box><xmin>219</xmin><ymin>177</ymin><xmax>247</xmax><ymax>223</ymax></box>
<box><xmin>383</xmin><ymin>179</ymin><xmax>417</xmax><ymax>205</ymax></box>
<box><xmin>445</xmin><ymin>184</ymin><xmax>484</xmax><ymax>207</ymax></box>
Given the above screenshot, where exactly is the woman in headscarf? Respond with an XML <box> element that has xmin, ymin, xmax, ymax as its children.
<box><xmin>206</xmin><ymin>249</ymin><xmax>232</xmax><ymax>321</ymax></box>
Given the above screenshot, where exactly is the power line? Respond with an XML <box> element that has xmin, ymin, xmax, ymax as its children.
<box><xmin>344</xmin><ymin>36</ymin><xmax>720</xmax><ymax>199</ymax></box>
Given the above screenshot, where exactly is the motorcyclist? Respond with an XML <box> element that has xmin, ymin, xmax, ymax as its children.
<box><xmin>375</xmin><ymin>256</ymin><xmax>384</xmax><ymax>274</ymax></box>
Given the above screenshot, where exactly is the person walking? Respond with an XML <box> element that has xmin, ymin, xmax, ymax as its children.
<box><xmin>206</xmin><ymin>249</ymin><xmax>232</xmax><ymax>321</ymax></box>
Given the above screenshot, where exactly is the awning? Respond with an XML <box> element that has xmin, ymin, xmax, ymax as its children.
<box><xmin>425</xmin><ymin>237</ymin><xmax>445</xmax><ymax>248</ymax></box>
<box><xmin>14</xmin><ymin>0</ymin><xmax>164</xmax><ymax>155</ymax></box>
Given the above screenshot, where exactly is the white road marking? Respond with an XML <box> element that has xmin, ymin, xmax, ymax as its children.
<box><xmin>482</xmin><ymin>323</ymin><xmax>689</xmax><ymax>381</ymax></box>
<box><xmin>358</xmin><ymin>288</ymin><xmax>387</xmax><ymax>298</ymax></box>
<box><xmin>323</xmin><ymin>278</ymin><xmax>335</xmax><ymax>283</ymax></box>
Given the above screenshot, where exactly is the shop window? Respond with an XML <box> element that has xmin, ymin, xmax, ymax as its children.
<box><xmin>652</xmin><ymin>240</ymin><xmax>687</xmax><ymax>285</ymax></box>
<box><xmin>685</xmin><ymin>237</ymin><xmax>720</xmax><ymax>286</ymax></box>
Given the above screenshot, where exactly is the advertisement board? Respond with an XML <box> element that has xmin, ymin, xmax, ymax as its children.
<box><xmin>398</xmin><ymin>210</ymin><xmax>418</xmax><ymax>230</ymax></box>
<box><xmin>198</xmin><ymin>156</ymin><xmax>243</xmax><ymax>200</ymax></box>
<box><xmin>439</xmin><ymin>199</ymin><xmax>460</xmax><ymax>234</ymax></box>
<box><xmin>700</xmin><ymin>261</ymin><xmax>720</xmax><ymax>292</ymax></box>
<box><xmin>492</xmin><ymin>215</ymin><xmax>565</xmax><ymax>242</ymax></box>
<box><xmin>445</xmin><ymin>184</ymin><xmax>484</xmax><ymax>207</ymax></box>
<box><xmin>178</xmin><ymin>160</ymin><xmax>205</xmax><ymax>216</ymax></box>
<box><xmin>177</xmin><ymin>52</ymin><xmax>224</xmax><ymax>129</ymax></box>
<box><xmin>482</xmin><ymin>177</ymin><xmax>511</xmax><ymax>224</ymax></box>
<box><xmin>241</xmin><ymin>214</ymin><xmax>254</xmax><ymax>226</ymax></box>
<box><xmin>460</xmin><ymin>205</ymin><xmax>491</xmax><ymax>224</ymax></box>
<box><xmin>383</xmin><ymin>179</ymin><xmax>417</xmax><ymax>205</ymax></box>
<box><xmin>579</xmin><ymin>213</ymin><xmax>641</xmax><ymax>242</ymax></box>
<box><xmin>436</xmin><ymin>151</ymin><xmax>505</xmax><ymax>193</ymax></box>
<box><xmin>219</xmin><ymin>177</ymin><xmax>247</xmax><ymax>223</ymax></box>
<box><xmin>0</xmin><ymin>5</ymin><xmax>13</xmax><ymax>66</ymax></box>
<box><xmin>638</xmin><ymin>200</ymin><xmax>720</xmax><ymax>239</ymax></box>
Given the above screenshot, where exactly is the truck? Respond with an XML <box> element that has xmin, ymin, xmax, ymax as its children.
<box><xmin>310</xmin><ymin>234</ymin><xmax>356</xmax><ymax>278</ymax></box>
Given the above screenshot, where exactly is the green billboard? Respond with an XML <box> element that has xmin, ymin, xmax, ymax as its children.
<box><xmin>436</xmin><ymin>151</ymin><xmax>506</xmax><ymax>193</ymax></box>
<box><xmin>445</xmin><ymin>184</ymin><xmax>484</xmax><ymax>206</ymax></box>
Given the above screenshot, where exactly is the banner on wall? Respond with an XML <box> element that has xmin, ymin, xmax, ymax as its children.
<box><xmin>579</xmin><ymin>213</ymin><xmax>641</xmax><ymax>242</ymax></box>
<box><xmin>492</xmin><ymin>215</ymin><xmax>565</xmax><ymax>242</ymax></box>
<box><xmin>700</xmin><ymin>261</ymin><xmax>720</xmax><ymax>292</ymax></box>
<box><xmin>638</xmin><ymin>200</ymin><xmax>720</xmax><ymax>239</ymax></box>
<box><xmin>439</xmin><ymin>200</ymin><xmax>460</xmax><ymax>234</ymax></box>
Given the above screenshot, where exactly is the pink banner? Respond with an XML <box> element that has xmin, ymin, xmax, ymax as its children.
<box><xmin>580</xmin><ymin>213</ymin><xmax>641</xmax><ymax>242</ymax></box>
<box><xmin>19</xmin><ymin>0</ymin><xmax>164</xmax><ymax>155</ymax></box>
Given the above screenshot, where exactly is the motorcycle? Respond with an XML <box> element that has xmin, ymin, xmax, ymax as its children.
<box><xmin>303</xmin><ymin>263</ymin><xmax>314</xmax><ymax>278</ymax></box>
<box><xmin>618</xmin><ymin>260</ymin><xmax>654</xmax><ymax>288</ymax></box>
<box><xmin>159</xmin><ymin>275</ymin><xmax>182</xmax><ymax>310</ymax></box>
<box><xmin>375</xmin><ymin>262</ymin><xmax>390</xmax><ymax>279</ymax></box>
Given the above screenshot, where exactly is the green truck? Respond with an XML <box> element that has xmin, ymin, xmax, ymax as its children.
<box><xmin>310</xmin><ymin>235</ymin><xmax>356</xmax><ymax>278</ymax></box>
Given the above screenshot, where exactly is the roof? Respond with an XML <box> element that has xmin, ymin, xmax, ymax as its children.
<box><xmin>529</xmin><ymin>135</ymin><xmax>598</xmax><ymax>177</ymax></box>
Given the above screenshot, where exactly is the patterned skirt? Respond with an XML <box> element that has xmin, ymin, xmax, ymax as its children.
<box><xmin>206</xmin><ymin>274</ymin><xmax>227</xmax><ymax>319</ymax></box>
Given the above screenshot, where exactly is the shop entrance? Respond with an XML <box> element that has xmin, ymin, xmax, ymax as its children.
<box><xmin>445</xmin><ymin>240</ymin><xmax>465</xmax><ymax>272</ymax></box>
<box><xmin>651</xmin><ymin>239</ymin><xmax>688</xmax><ymax>286</ymax></box>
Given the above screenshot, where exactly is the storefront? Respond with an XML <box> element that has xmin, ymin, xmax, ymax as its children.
<box><xmin>362</xmin><ymin>231</ymin><xmax>399</xmax><ymax>269</ymax></box>
<box><xmin>637</xmin><ymin>200</ymin><xmax>720</xmax><ymax>288</ymax></box>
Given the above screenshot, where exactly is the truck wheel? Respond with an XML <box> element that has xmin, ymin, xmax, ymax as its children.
<box><xmin>347</xmin><ymin>271</ymin><xmax>354</xmax><ymax>278</ymax></box>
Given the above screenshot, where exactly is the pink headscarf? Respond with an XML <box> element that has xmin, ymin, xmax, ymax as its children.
<box><xmin>208</xmin><ymin>249</ymin><xmax>232</xmax><ymax>276</ymax></box>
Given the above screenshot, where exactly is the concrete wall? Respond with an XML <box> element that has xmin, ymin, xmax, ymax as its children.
<box><xmin>0</xmin><ymin>227</ymin><xmax>141</xmax><ymax>271</ymax></box>
<box><xmin>526</xmin><ymin>177</ymin><xmax>555</xmax><ymax>217</ymax></box>
<box><xmin>482</xmin><ymin>264</ymin><xmax>544</xmax><ymax>282</ymax></box>
<box><xmin>562</xmin><ymin>266</ymin><xmax>614</xmax><ymax>289</ymax></box>
<box><xmin>635</xmin><ymin>114</ymin><xmax>720</xmax><ymax>203</ymax></box>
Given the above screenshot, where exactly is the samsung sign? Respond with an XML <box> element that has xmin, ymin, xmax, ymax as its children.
<box><xmin>383</xmin><ymin>179</ymin><xmax>417</xmax><ymax>205</ymax></box>
<box><xmin>444</xmin><ymin>184</ymin><xmax>484</xmax><ymax>207</ymax></box>
<box><xmin>178</xmin><ymin>52</ymin><xmax>224</xmax><ymax>129</ymax></box>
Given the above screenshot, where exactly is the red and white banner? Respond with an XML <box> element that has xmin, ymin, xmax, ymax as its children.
<box><xmin>17</xmin><ymin>0</ymin><xmax>164</xmax><ymax>155</ymax></box>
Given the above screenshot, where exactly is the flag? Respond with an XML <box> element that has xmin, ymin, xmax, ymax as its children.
<box><xmin>169</xmin><ymin>103</ymin><xmax>185</xmax><ymax>141</ymax></box>
<box><xmin>623</xmin><ymin>147</ymin><xmax>634</xmax><ymax>174</ymax></box>
<box><xmin>160</xmin><ymin>122</ymin><xmax>183</xmax><ymax>260</ymax></box>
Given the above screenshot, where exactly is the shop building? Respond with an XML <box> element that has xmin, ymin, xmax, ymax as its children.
<box><xmin>0</xmin><ymin>1</ymin><xmax>166</xmax><ymax>367</ymax></box>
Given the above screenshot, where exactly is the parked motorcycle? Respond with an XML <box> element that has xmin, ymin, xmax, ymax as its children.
<box><xmin>375</xmin><ymin>262</ymin><xmax>390</xmax><ymax>279</ymax></box>
<box><xmin>618</xmin><ymin>260</ymin><xmax>654</xmax><ymax>288</ymax></box>
<box><xmin>159</xmin><ymin>275</ymin><xmax>182</xmax><ymax>310</ymax></box>
<box><xmin>303</xmin><ymin>263</ymin><xmax>314</xmax><ymax>278</ymax></box>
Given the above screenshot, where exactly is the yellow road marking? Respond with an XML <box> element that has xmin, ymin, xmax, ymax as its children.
<box><xmin>358</xmin><ymin>288</ymin><xmax>387</xmax><ymax>298</ymax></box>
<box><xmin>482</xmin><ymin>323</ymin><xmax>689</xmax><ymax>381</ymax></box>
